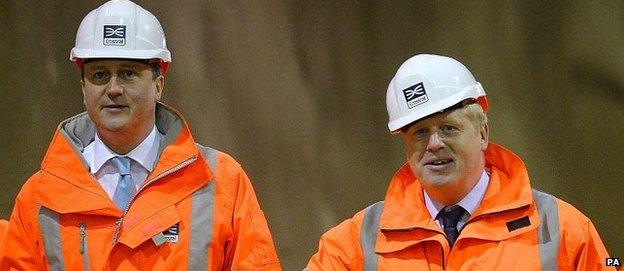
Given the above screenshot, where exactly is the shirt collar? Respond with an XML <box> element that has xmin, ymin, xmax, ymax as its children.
<box><xmin>88</xmin><ymin>125</ymin><xmax>161</xmax><ymax>173</ymax></box>
<box><xmin>424</xmin><ymin>170</ymin><xmax>490</xmax><ymax>218</ymax></box>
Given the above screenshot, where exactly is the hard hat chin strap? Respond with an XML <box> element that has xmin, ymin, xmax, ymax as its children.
<box><xmin>73</xmin><ymin>59</ymin><xmax>84</xmax><ymax>70</ymax></box>
<box><xmin>476</xmin><ymin>96</ymin><xmax>489</xmax><ymax>113</ymax></box>
<box><xmin>158</xmin><ymin>61</ymin><xmax>170</xmax><ymax>77</ymax></box>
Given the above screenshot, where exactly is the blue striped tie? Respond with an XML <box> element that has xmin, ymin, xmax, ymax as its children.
<box><xmin>111</xmin><ymin>156</ymin><xmax>136</xmax><ymax>212</ymax></box>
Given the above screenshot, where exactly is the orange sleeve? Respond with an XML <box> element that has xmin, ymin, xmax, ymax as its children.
<box><xmin>222</xmin><ymin>156</ymin><xmax>282</xmax><ymax>271</ymax></box>
<box><xmin>573</xmin><ymin>220</ymin><xmax>616</xmax><ymax>271</ymax></box>
<box><xmin>0</xmin><ymin>219</ymin><xmax>8</xmax><ymax>245</ymax></box>
<box><xmin>306</xmin><ymin>213</ymin><xmax>365</xmax><ymax>271</ymax></box>
<box><xmin>556</xmin><ymin>199</ymin><xmax>617</xmax><ymax>271</ymax></box>
<box><xmin>0</xmin><ymin>190</ymin><xmax>47</xmax><ymax>270</ymax></box>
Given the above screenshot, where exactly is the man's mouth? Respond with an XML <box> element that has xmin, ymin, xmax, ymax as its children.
<box><xmin>425</xmin><ymin>159</ymin><xmax>453</xmax><ymax>166</ymax></box>
<box><xmin>102</xmin><ymin>104</ymin><xmax>128</xmax><ymax>112</ymax></box>
<box><xmin>103</xmin><ymin>104</ymin><xmax>127</xmax><ymax>109</ymax></box>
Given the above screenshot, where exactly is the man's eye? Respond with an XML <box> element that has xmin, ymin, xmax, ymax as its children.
<box><xmin>439</xmin><ymin>125</ymin><xmax>461</xmax><ymax>137</ymax></box>
<box><xmin>90</xmin><ymin>71</ymin><xmax>110</xmax><ymax>84</ymax></box>
<box><xmin>92</xmin><ymin>71</ymin><xmax>108</xmax><ymax>79</ymax></box>
<box><xmin>440</xmin><ymin>125</ymin><xmax>456</xmax><ymax>132</ymax></box>
<box><xmin>120</xmin><ymin>70</ymin><xmax>137</xmax><ymax>79</ymax></box>
<box><xmin>413</xmin><ymin>127</ymin><xmax>428</xmax><ymax>138</ymax></box>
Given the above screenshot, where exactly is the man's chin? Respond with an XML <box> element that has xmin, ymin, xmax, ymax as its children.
<box><xmin>97</xmin><ymin>122</ymin><xmax>130</xmax><ymax>134</ymax></box>
<box><xmin>419</xmin><ymin>175</ymin><xmax>457</xmax><ymax>188</ymax></box>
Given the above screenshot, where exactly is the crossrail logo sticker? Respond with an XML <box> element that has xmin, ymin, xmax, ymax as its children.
<box><xmin>162</xmin><ymin>223</ymin><xmax>179</xmax><ymax>243</ymax></box>
<box><xmin>103</xmin><ymin>25</ymin><xmax>126</xmax><ymax>46</ymax></box>
<box><xmin>403</xmin><ymin>82</ymin><xmax>428</xmax><ymax>108</ymax></box>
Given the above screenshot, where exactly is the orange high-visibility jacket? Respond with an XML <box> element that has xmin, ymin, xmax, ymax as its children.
<box><xmin>0</xmin><ymin>220</ymin><xmax>7</xmax><ymax>247</ymax></box>
<box><xmin>306</xmin><ymin>143</ymin><xmax>614</xmax><ymax>271</ymax></box>
<box><xmin>0</xmin><ymin>103</ymin><xmax>281</xmax><ymax>271</ymax></box>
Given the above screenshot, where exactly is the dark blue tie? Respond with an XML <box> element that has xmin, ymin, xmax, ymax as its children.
<box><xmin>111</xmin><ymin>156</ymin><xmax>135</xmax><ymax>212</ymax></box>
<box><xmin>438</xmin><ymin>205</ymin><xmax>466</xmax><ymax>248</ymax></box>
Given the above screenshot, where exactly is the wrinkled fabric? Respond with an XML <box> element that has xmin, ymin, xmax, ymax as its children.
<box><xmin>307</xmin><ymin>143</ymin><xmax>613</xmax><ymax>271</ymax></box>
<box><xmin>0</xmin><ymin>103</ymin><xmax>281</xmax><ymax>271</ymax></box>
<box><xmin>0</xmin><ymin>220</ymin><xmax>7</xmax><ymax>247</ymax></box>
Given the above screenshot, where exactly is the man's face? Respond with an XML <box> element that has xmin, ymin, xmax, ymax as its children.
<box><xmin>403</xmin><ymin>107</ymin><xmax>488</xmax><ymax>190</ymax></box>
<box><xmin>81</xmin><ymin>59</ymin><xmax>163</xmax><ymax>137</ymax></box>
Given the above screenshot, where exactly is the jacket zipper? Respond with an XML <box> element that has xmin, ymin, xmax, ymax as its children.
<box><xmin>79</xmin><ymin>222</ymin><xmax>91</xmax><ymax>271</ymax></box>
<box><xmin>111</xmin><ymin>156</ymin><xmax>197</xmax><ymax>244</ymax></box>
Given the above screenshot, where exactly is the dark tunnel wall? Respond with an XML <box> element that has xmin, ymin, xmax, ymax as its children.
<box><xmin>0</xmin><ymin>1</ymin><xmax>622</xmax><ymax>269</ymax></box>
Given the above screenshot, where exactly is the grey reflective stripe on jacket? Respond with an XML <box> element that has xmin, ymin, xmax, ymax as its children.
<box><xmin>358</xmin><ymin>189</ymin><xmax>560</xmax><ymax>271</ymax></box>
<box><xmin>39</xmin><ymin>206</ymin><xmax>65</xmax><ymax>271</ymax></box>
<box><xmin>360</xmin><ymin>201</ymin><xmax>384</xmax><ymax>271</ymax></box>
<box><xmin>533</xmin><ymin>189</ymin><xmax>560</xmax><ymax>271</ymax></box>
<box><xmin>188</xmin><ymin>145</ymin><xmax>217</xmax><ymax>270</ymax></box>
<box><xmin>38</xmin><ymin>145</ymin><xmax>218</xmax><ymax>270</ymax></box>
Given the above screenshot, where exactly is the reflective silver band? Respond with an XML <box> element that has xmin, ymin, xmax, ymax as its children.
<box><xmin>37</xmin><ymin>146</ymin><xmax>219</xmax><ymax>270</ymax></box>
<box><xmin>39</xmin><ymin>206</ymin><xmax>66</xmax><ymax>271</ymax></box>
<box><xmin>533</xmin><ymin>189</ymin><xmax>560</xmax><ymax>271</ymax></box>
<box><xmin>360</xmin><ymin>201</ymin><xmax>384</xmax><ymax>271</ymax></box>
<box><xmin>358</xmin><ymin>191</ymin><xmax>561</xmax><ymax>271</ymax></box>
<box><xmin>188</xmin><ymin>145</ymin><xmax>217</xmax><ymax>270</ymax></box>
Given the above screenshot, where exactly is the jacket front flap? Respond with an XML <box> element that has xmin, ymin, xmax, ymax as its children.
<box><xmin>32</xmin><ymin>103</ymin><xmax>212</xmax><ymax>217</ymax></box>
<box><xmin>117</xmin><ymin>154</ymin><xmax>212</xmax><ymax>248</ymax></box>
<box><xmin>375</xmin><ymin>143</ymin><xmax>539</xmax><ymax>253</ymax></box>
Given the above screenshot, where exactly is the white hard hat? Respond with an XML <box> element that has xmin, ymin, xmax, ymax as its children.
<box><xmin>386</xmin><ymin>54</ymin><xmax>488</xmax><ymax>133</ymax></box>
<box><xmin>70</xmin><ymin>0</ymin><xmax>171</xmax><ymax>64</ymax></box>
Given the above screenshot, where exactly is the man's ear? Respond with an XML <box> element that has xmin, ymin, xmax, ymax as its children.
<box><xmin>154</xmin><ymin>75</ymin><xmax>164</xmax><ymax>101</ymax></box>
<box><xmin>480</xmin><ymin>123</ymin><xmax>489</xmax><ymax>150</ymax></box>
<box><xmin>80</xmin><ymin>79</ymin><xmax>86</xmax><ymax>106</ymax></box>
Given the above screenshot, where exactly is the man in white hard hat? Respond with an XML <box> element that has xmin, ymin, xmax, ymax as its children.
<box><xmin>305</xmin><ymin>54</ymin><xmax>614</xmax><ymax>270</ymax></box>
<box><xmin>0</xmin><ymin>1</ymin><xmax>281</xmax><ymax>270</ymax></box>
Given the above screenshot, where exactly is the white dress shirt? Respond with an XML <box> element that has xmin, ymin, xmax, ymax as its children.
<box><xmin>424</xmin><ymin>170</ymin><xmax>490</xmax><ymax>231</ymax></box>
<box><xmin>82</xmin><ymin>126</ymin><xmax>161</xmax><ymax>200</ymax></box>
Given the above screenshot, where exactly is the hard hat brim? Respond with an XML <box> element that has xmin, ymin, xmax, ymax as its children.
<box><xmin>388</xmin><ymin>83</ymin><xmax>486</xmax><ymax>133</ymax></box>
<box><xmin>70</xmin><ymin>48</ymin><xmax>171</xmax><ymax>62</ymax></box>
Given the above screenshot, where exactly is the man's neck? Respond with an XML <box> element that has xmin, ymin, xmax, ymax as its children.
<box><xmin>97</xmin><ymin>124</ymin><xmax>155</xmax><ymax>155</ymax></box>
<box><xmin>423</xmin><ymin>172</ymin><xmax>485</xmax><ymax>206</ymax></box>
<box><xmin>424</xmin><ymin>170</ymin><xmax>490</xmax><ymax>214</ymax></box>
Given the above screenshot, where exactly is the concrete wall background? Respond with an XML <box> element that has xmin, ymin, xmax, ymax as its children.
<box><xmin>0</xmin><ymin>1</ymin><xmax>622</xmax><ymax>269</ymax></box>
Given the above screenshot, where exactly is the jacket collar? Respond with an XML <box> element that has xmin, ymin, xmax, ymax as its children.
<box><xmin>376</xmin><ymin>143</ymin><xmax>536</xmax><ymax>253</ymax></box>
<box><xmin>35</xmin><ymin>103</ymin><xmax>211</xmax><ymax>216</ymax></box>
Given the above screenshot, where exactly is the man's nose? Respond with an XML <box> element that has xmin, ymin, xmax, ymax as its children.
<box><xmin>426</xmin><ymin>131</ymin><xmax>445</xmax><ymax>152</ymax></box>
<box><xmin>106</xmin><ymin>76</ymin><xmax>123</xmax><ymax>96</ymax></box>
